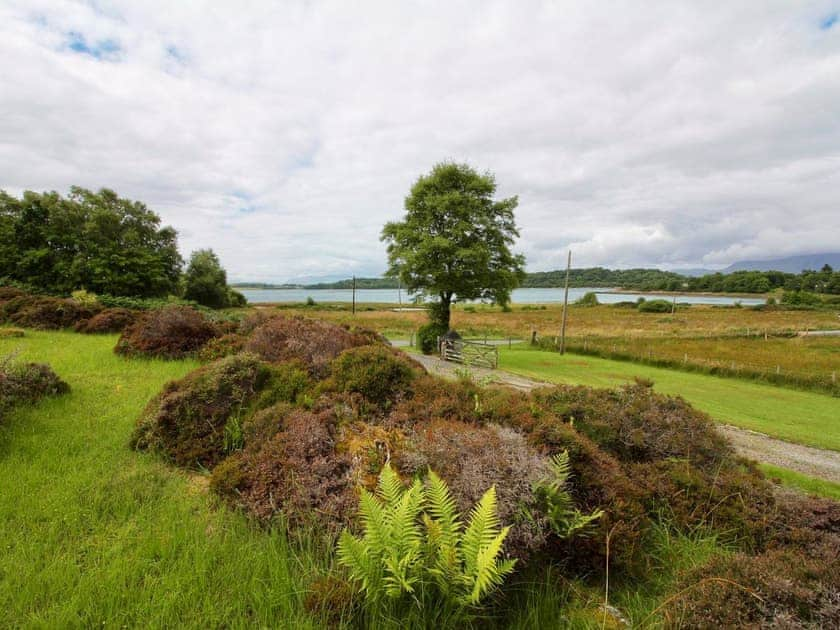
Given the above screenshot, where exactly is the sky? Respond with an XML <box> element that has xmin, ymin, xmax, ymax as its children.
<box><xmin>1</xmin><ymin>1</ymin><xmax>839</xmax><ymax>283</ymax></box>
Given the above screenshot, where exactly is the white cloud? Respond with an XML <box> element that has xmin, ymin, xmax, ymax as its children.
<box><xmin>1</xmin><ymin>0</ymin><xmax>839</xmax><ymax>281</ymax></box>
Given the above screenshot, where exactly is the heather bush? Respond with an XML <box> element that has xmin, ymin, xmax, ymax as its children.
<box><xmin>245</xmin><ymin>315</ymin><xmax>374</xmax><ymax>375</ymax></box>
<box><xmin>637</xmin><ymin>298</ymin><xmax>672</xmax><ymax>313</ymax></box>
<box><xmin>330</xmin><ymin>345</ymin><xmax>422</xmax><ymax>405</ymax></box>
<box><xmin>130</xmin><ymin>353</ymin><xmax>271</xmax><ymax>468</ymax></box>
<box><xmin>115</xmin><ymin>305</ymin><xmax>219</xmax><ymax>359</ymax></box>
<box><xmin>0</xmin><ymin>327</ymin><xmax>24</xmax><ymax>338</ymax></box>
<box><xmin>0</xmin><ymin>356</ymin><xmax>69</xmax><ymax>422</ymax></box>
<box><xmin>2</xmin><ymin>295</ymin><xmax>101</xmax><ymax>329</ymax></box>
<box><xmin>254</xmin><ymin>361</ymin><xmax>312</xmax><ymax>409</ymax></box>
<box><xmin>664</xmin><ymin>546</ymin><xmax>840</xmax><ymax>628</ymax></box>
<box><xmin>74</xmin><ymin>307</ymin><xmax>138</xmax><ymax>334</ymax></box>
<box><xmin>0</xmin><ymin>286</ymin><xmax>25</xmax><ymax>302</ymax></box>
<box><xmin>197</xmin><ymin>333</ymin><xmax>246</xmax><ymax>362</ymax></box>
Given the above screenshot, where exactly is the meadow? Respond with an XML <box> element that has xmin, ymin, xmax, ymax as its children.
<box><xmin>0</xmin><ymin>329</ymin><xmax>748</xmax><ymax>628</ymax></box>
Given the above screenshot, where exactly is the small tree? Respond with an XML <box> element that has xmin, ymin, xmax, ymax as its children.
<box><xmin>381</xmin><ymin>162</ymin><xmax>525</xmax><ymax>329</ymax></box>
<box><xmin>184</xmin><ymin>249</ymin><xmax>231</xmax><ymax>308</ymax></box>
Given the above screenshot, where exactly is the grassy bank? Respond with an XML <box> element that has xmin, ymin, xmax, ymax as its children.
<box><xmin>0</xmin><ymin>331</ymin><xmax>326</xmax><ymax>628</ymax></box>
<box><xmin>499</xmin><ymin>346</ymin><xmax>840</xmax><ymax>452</ymax></box>
<box><xmin>760</xmin><ymin>464</ymin><xmax>840</xmax><ymax>501</ymax></box>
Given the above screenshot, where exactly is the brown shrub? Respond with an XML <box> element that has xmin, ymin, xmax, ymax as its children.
<box><xmin>236</xmin><ymin>406</ymin><xmax>355</xmax><ymax>526</ymax></box>
<box><xmin>0</xmin><ymin>358</ymin><xmax>69</xmax><ymax>422</ymax></box>
<box><xmin>384</xmin><ymin>374</ymin><xmax>481</xmax><ymax>429</ymax></box>
<box><xmin>237</xmin><ymin>309</ymin><xmax>275</xmax><ymax>335</ymax></box>
<box><xmin>74</xmin><ymin>307</ymin><xmax>138</xmax><ymax>334</ymax></box>
<box><xmin>254</xmin><ymin>361</ymin><xmax>313</xmax><ymax>410</ymax></box>
<box><xmin>531</xmin><ymin>383</ymin><xmax>734</xmax><ymax>471</ymax></box>
<box><xmin>394</xmin><ymin>418</ymin><xmax>552</xmax><ymax>559</ymax></box>
<box><xmin>664</xmin><ymin>547</ymin><xmax>840</xmax><ymax>628</ymax></box>
<box><xmin>244</xmin><ymin>315</ymin><xmax>374</xmax><ymax>375</ymax></box>
<box><xmin>330</xmin><ymin>345</ymin><xmax>422</xmax><ymax>405</ymax></box>
<box><xmin>3</xmin><ymin>295</ymin><xmax>101</xmax><ymax>329</ymax></box>
<box><xmin>115</xmin><ymin>305</ymin><xmax>219</xmax><ymax>359</ymax></box>
<box><xmin>0</xmin><ymin>286</ymin><xmax>25</xmax><ymax>302</ymax></box>
<box><xmin>197</xmin><ymin>333</ymin><xmax>246</xmax><ymax>362</ymax></box>
<box><xmin>130</xmin><ymin>353</ymin><xmax>271</xmax><ymax>468</ymax></box>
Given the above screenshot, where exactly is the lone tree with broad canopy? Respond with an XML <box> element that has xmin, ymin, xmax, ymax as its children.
<box><xmin>184</xmin><ymin>248</ymin><xmax>245</xmax><ymax>309</ymax></box>
<box><xmin>381</xmin><ymin>162</ymin><xmax>525</xmax><ymax>332</ymax></box>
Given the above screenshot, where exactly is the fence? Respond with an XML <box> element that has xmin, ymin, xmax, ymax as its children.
<box><xmin>439</xmin><ymin>338</ymin><xmax>499</xmax><ymax>369</ymax></box>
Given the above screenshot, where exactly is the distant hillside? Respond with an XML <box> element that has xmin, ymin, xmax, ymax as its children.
<box><xmin>723</xmin><ymin>253</ymin><xmax>840</xmax><ymax>274</ymax></box>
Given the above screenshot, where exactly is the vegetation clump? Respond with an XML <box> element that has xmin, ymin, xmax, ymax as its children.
<box><xmin>130</xmin><ymin>352</ymin><xmax>271</xmax><ymax>468</ymax></box>
<box><xmin>330</xmin><ymin>344</ymin><xmax>421</xmax><ymax>404</ymax></box>
<box><xmin>74</xmin><ymin>307</ymin><xmax>138</xmax><ymax>334</ymax></box>
<box><xmin>115</xmin><ymin>305</ymin><xmax>219</xmax><ymax>359</ymax></box>
<box><xmin>0</xmin><ymin>355</ymin><xmax>69</xmax><ymax>422</ymax></box>
<box><xmin>1</xmin><ymin>294</ymin><xmax>101</xmax><ymax>329</ymax></box>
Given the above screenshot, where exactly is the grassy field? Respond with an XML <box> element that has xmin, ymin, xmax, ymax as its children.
<box><xmin>0</xmin><ymin>331</ymin><xmax>328</xmax><ymax>628</ymax></box>
<box><xmin>498</xmin><ymin>346</ymin><xmax>840</xmax><ymax>452</ymax></box>
<box><xmin>1</xmin><ymin>329</ymin><xmax>732</xmax><ymax>628</ymax></box>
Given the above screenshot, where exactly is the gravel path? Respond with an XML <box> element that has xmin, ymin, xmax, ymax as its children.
<box><xmin>410</xmin><ymin>353</ymin><xmax>840</xmax><ymax>483</ymax></box>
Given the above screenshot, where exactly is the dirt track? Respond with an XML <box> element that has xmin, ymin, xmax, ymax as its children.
<box><xmin>410</xmin><ymin>353</ymin><xmax>840</xmax><ymax>484</ymax></box>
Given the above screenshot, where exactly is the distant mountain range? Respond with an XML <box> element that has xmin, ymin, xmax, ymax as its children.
<box><xmin>721</xmin><ymin>253</ymin><xmax>840</xmax><ymax>274</ymax></box>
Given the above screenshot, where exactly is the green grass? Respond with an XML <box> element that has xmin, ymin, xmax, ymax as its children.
<box><xmin>759</xmin><ymin>464</ymin><xmax>840</xmax><ymax>501</ymax></box>
<box><xmin>499</xmin><ymin>346</ymin><xmax>840</xmax><ymax>452</ymax></box>
<box><xmin>0</xmin><ymin>331</ymin><xmax>328</xmax><ymax>628</ymax></box>
<box><xmin>0</xmin><ymin>330</ymin><xmax>735</xmax><ymax>628</ymax></box>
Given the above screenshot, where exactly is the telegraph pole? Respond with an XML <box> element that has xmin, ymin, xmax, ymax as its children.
<box><xmin>352</xmin><ymin>275</ymin><xmax>356</xmax><ymax>315</ymax></box>
<box><xmin>559</xmin><ymin>250</ymin><xmax>571</xmax><ymax>355</ymax></box>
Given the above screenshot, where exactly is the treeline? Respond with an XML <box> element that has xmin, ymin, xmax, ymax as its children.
<box><xmin>0</xmin><ymin>187</ymin><xmax>244</xmax><ymax>308</ymax></box>
<box><xmin>299</xmin><ymin>267</ymin><xmax>840</xmax><ymax>294</ymax></box>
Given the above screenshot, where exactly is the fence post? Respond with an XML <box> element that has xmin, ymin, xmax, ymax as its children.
<box><xmin>776</xmin><ymin>365</ymin><xmax>781</xmax><ymax>375</ymax></box>
<box><xmin>684</xmin><ymin>353</ymin><xmax>688</xmax><ymax>364</ymax></box>
<box><xmin>832</xmin><ymin>372</ymin><xmax>836</xmax><ymax>384</ymax></box>
<box><xmin>531</xmin><ymin>330</ymin><xmax>537</xmax><ymax>345</ymax></box>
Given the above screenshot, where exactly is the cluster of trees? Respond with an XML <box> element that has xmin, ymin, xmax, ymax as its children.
<box><xmin>0</xmin><ymin>187</ymin><xmax>243</xmax><ymax>308</ymax></box>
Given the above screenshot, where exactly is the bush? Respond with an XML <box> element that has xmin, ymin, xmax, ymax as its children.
<box><xmin>74</xmin><ymin>308</ymin><xmax>138</xmax><ymax>334</ymax></box>
<box><xmin>2</xmin><ymin>295</ymin><xmax>101</xmax><ymax>329</ymax></box>
<box><xmin>665</xmin><ymin>547</ymin><xmax>839</xmax><ymax>628</ymax></box>
<box><xmin>417</xmin><ymin>322</ymin><xmax>447</xmax><ymax>354</ymax></box>
<box><xmin>130</xmin><ymin>353</ymin><xmax>272</xmax><ymax>468</ymax></box>
<box><xmin>245</xmin><ymin>316</ymin><xmax>374</xmax><ymax>375</ymax></box>
<box><xmin>255</xmin><ymin>361</ymin><xmax>312</xmax><ymax>409</ymax></box>
<box><xmin>0</xmin><ymin>356</ymin><xmax>69</xmax><ymax>422</ymax></box>
<box><xmin>0</xmin><ymin>327</ymin><xmax>24</xmax><ymax>338</ymax></box>
<box><xmin>574</xmin><ymin>291</ymin><xmax>599</xmax><ymax>307</ymax></box>
<box><xmin>637</xmin><ymin>299</ymin><xmax>672</xmax><ymax>313</ymax></box>
<box><xmin>115</xmin><ymin>305</ymin><xmax>219</xmax><ymax>359</ymax></box>
<box><xmin>330</xmin><ymin>345</ymin><xmax>421</xmax><ymax>404</ymax></box>
<box><xmin>197</xmin><ymin>333</ymin><xmax>246</xmax><ymax>362</ymax></box>
<box><xmin>70</xmin><ymin>289</ymin><xmax>99</xmax><ymax>306</ymax></box>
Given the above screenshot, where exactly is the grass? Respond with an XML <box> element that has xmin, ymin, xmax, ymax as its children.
<box><xmin>498</xmin><ymin>346</ymin><xmax>840</xmax><ymax>452</ymax></box>
<box><xmin>0</xmin><ymin>329</ymin><xmax>737</xmax><ymax>628</ymax></box>
<box><xmin>0</xmin><ymin>331</ymin><xmax>328</xmax><ymax>628</ymax></box>
<box><xmin>759</xmin><ymin>464</ymin><xmax>840</xmax><ymax>501</ymax></box>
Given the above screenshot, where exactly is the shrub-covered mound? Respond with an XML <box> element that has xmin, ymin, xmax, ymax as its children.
<box><xmin>1</xmin><ymin>294</ymin><xmax>102</xmax><ymax>329</ymax></box>
<box><xmin>115</xmin><ymin>305</ymin><xmax>220</xmax><ymax>359</ymax></box>
<box><xmin>134</xmin><ymin>317</ymin><xmax>836</xmax><ymax>622</ymax></box>
<box><xmin>0</xmin><ymin>356</ymin><xmax>69</xmax><ymax>422</ymax></box>
<box><xmin>74</xmin><ymin>307</ymin><xmax>138</xmax><ymax>334</ymax></box>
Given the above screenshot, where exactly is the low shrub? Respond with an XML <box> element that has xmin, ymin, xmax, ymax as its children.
<box><xmin>0</xmin><ymin>356</ymin><xmax>69</xmax><ymax>422</ymax></box>
<box><xmin>637</xmin><ymin>299</ymin><xmax>672</xmax><ymax>313</ymax></box>
<box><xmin>197</xmin><ymin>333</ymin><xmax>246</xmax><ymax>362</ymax></box>
<box><xmin>245</xmin><ymin>316</ymin><xmax>374</xmax><ymax>375</ymax></box>
<box><xmin>330</xmin><ymin>345</ymin><xmax>422</xmax><ymax>405</ymax></box>
<box><xmin>74</xmin><ymin>308</ymin><xmax>138</xmax><ymax>334</ymax></box>
<box><xmin>574</xmin><ymin>291</ymin><xmax>599</xmax><ymax>306</ymax></box>
<box><xmin>255</xmin><ymin>361</ymin><xmax>313</xmax><ymax>409</ymax></box>
<box><xmin>665</xmin><ymin>546</ymin><xmax>840</xmax><ymax>628</ymax></box>
<box><xmin>115</xmin><ymin>305</ymin><xmax>219</xmax><ymax>359</ymax></box>
<box><xmin>416</xmin><ymin>322</ymin><xmax>447</xmax><ymax>354</ymax></box>
<box><xmin>0</xmin><ymin>286</ymin><xmax>25</xmax><ymax>302</ymax></box>
<box><xmin>0</xmin><ymin>327</ymin><xmax>25</xmax><ymax>338</ymax></box>
<box><xmin>2</xmin><ymin>295</ymin><xmax>101</xmax><ymax>329</ymax></box>
<box><xmin>130</xmin><ymin>353</ymin><xmax>271</xmax><ymax>468</ymax></box>
<box><xmin>70</xmin><ymin>289</ymin><xmax>99</xmax><ymax>306</ymax></box>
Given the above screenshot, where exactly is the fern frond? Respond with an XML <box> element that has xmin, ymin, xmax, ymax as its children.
<box><xmin>359</xmin><ymin>488</ymin><xmax>389</xmax><ymax>554</ymax></box>
<box><xmin>462</xmin><ymin>485</ymin><xmax>501</xmax><ymax>574</ymax></box>
<box><xmin>426</xmin><ymin>470</ymin><xmax>462</xmax><ymax>542</ymax></box>
<box><xmin>377</xmin><ymin>463</ymin><xmax>405</xmax><ymax>509</ymax></box>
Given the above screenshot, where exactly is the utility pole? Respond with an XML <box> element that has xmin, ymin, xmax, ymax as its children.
<box><xmin>398</xmin><ymin>276</ymin><xmax>402</xmax><ymax>308</ymax></box>
<box><xmin>559</xmin><ymin>250</ymin><xmax>571</xmax><ymax>355</ymax></box>
<box><xmin>352</xmin><ymin>275</ymin><xmax>356</xmax><ymax>315</ymax></box>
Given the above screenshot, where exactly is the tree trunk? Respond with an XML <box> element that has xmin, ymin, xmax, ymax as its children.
<box><xmin>438</xmin><ymin>293</ymin><xmax>452</xmax><ymax>329</ymax></box>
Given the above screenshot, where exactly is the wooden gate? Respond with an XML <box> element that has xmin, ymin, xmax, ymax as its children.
<box><xmin>440</xmin><ymin>338</ymin><xmax>498</xmax><ymax>369</ymax></box>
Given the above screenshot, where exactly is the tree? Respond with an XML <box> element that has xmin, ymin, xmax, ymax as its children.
<box><xmin>183</xmin><ymin>249</ymin><xmax>235</xmax><ymax>308</ymax></box>
<box><xmin>0</xmin><ymin>187</ymin><xmax>182</xmax><ymax>297</ymax></box>
<box><xmin>381</xmin><ymin>162</ymin><xmax>525</xmax><ymax>329</ymax></box>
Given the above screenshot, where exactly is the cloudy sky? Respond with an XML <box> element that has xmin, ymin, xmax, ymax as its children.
<box><xmin>1</xmin><ymin>1</ymin><xmax>839</xmax><ymax>282</ymax></box>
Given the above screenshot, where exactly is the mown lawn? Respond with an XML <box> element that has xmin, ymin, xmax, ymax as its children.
<box><xmin>0</xmin><ymin>331</ymin><xmax>326</xmax><ymax>628</ymax></box>
<box><xmin>499</xmin><ymin>346</ymin><xmax>840</xmax><ymax>452</ymax></box>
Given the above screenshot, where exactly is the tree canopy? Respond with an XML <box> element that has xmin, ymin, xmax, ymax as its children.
<box><xmin>381</xmin><ymin>162</ymin><xmax>525</xmax><ymax>327</ymax></box>
<box><xmin>0</xmin><ymin>187</ymin><xmax>182</xmax><ymax>297</ymax></box>
<box><xmin>184</xmin><ymin>248</ymin><xmax>244</xmax><ymax>308</ymax></box>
